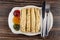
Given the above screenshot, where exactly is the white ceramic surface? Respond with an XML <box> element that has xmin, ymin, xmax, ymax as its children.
<box><xmin>8</xmin><ymin>5</ymin><xmax>53</xmax><ymax>36</ymax></box>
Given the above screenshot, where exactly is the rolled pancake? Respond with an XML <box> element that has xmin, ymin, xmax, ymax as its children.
<box><xmin>26</xmin><ymin>8</ymin><xmax>31</xmax><ymax>32</ymax></box>
<box><xmin>35</xmin><ymin>8</ymin><xmax>41</xmax><ymax>32</ymax></box>
<box><xmin>20</xmin><ymin>8</ymin><xmax>26</xmax><ymax>32</ymax></box>
<box><xmin>31</xmin><ymin>8</ymin><xmax>35</xmax><ymax>32</ymax></box>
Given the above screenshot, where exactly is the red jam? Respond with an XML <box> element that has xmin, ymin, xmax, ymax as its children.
<box><xmin>13</xmin><ymin>10</ymin><xmax>20</xmax><ymax>17</ymax></box>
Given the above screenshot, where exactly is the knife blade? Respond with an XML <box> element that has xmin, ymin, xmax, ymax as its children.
<box><xmin>42</xmin><ymin>1</ymin><xmax>45</xmax><ymax>19</ymax></box>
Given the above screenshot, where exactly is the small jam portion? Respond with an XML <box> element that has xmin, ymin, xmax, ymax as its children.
<box><xmin>13</xmin><ymin>10</ymin><xmax>20</xmax><ymax>17</ymax></box>
<box><xmin>13</xmin><ymin>24</ymin><xmax>20</xmax><ymax>31</ymax></box>
<box><xmin>13</xmin><ymin>16</ymin><xmax>20</xmax><ymax>24</ymax></box>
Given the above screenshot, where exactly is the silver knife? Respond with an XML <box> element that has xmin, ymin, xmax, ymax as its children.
<box><xmin>41</xmin><ymin>1</ymin><xmax>46</xmax><ymax>37</ymax></box>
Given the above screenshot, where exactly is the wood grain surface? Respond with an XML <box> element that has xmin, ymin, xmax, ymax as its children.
<box><xmin>0</xmin><ymin>0</ymin><xmax>60</xmax><ymax>40</ymax></box>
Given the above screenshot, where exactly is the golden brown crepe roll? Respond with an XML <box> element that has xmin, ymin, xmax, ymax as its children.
<box><xmin>35</xmin><ymin>8</ymin><xmax>41</xmax><ymax>32</ymax></box>
<box><xmin>31</xmin><ymin>8</ymin><xmax>35</xmax><ymax>32</ymax></box>
<box><xmin>26</xmin><ymin>8</ymin><xmax>31</xmax><ymax>32</ymax></box>
<box><xmin>20</xmin><ymin>8</ymin><xmax>26</xmax><ymax>32</ymax></box>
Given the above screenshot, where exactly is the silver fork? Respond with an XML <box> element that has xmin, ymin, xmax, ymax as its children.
<box><xmin>45</xmin><ymin>3</ymin><xmax>50</xmax><ymax>36</ymax></box>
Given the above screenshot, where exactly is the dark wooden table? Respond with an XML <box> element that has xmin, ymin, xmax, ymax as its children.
<box><xmin>0</xmin><ymin>0</ymin><xmax>60</xmax><ymax>40</ymax></box>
